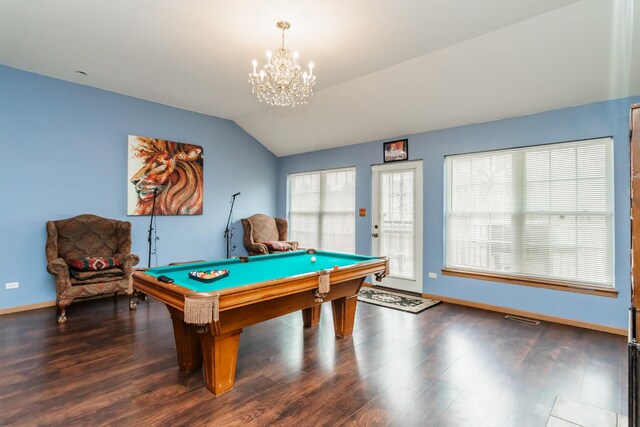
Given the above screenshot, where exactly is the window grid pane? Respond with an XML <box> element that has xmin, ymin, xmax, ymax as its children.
<box><xmin>288</xmin><ymin>168</ymin><xmax>355</xmax><ymax>252</ymax></box>
<box><xmin>446</xmin><ymin>138</ymin><xmax>614</xmax><ymax>288</ymax></box>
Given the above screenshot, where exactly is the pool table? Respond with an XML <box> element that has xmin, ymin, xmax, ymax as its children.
<box><xmin>132</xmin><ymin>250</ymin><xmax>388</xmax><ymax>395</ymax></box>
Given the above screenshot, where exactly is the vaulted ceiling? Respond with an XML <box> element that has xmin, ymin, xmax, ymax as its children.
<box><xmin>1</xmin><ymin>0</ymin><xmax>639</xmax><ymax>156</ymax></box>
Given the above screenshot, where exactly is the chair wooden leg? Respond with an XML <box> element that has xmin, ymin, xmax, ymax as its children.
<box><xmin>129</xmin><ymin>294</ymin><xmax>138</xmax><ymax>310</ymax></box>
<box><xmin>57</xmin><ymin>298</ymin><xmax>72</xmax><ymax>324</ymax></box>
<box><xmin>133</xmin><ymin>290</ymin><xmax>147</xmax><ymax>302</ymax></box>
<box><xmin>57</xmin><ymin>308</ymin><xmax>67</xmax><ymax>324</ymax></box>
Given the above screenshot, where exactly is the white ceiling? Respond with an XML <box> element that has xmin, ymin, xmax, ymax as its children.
<box><xmin>1</xmin><ymin>0</ymin><xmax>639</xmax><ymax>156</ymax></box>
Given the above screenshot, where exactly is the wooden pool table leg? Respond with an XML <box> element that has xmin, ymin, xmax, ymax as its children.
<box><xmin>200</xmin><ymin>329</ymin><xmax>242</xmax><ymax>396</ymax></box>
<box><xmin>331</xmin><ymin>295</ymin><xmax>358</xmax><ymax>338</ymax></box>
<box><xmin>167</xmin><ymin>306</ymin><xmax>202</xmax><ymax>373</ymax></box>
<box><xmin>302</xmin><ymin>304</ymin><xmax>322</xmax><ymax>326</ymax></box>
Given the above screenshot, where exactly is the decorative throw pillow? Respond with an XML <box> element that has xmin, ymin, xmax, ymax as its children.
<box><xmin>262</xmin><ymin>241</ymin><xmax>295</xmax><ymax>251</ymax></box>
<box><xmin>67</xmin><ymin>257</ymin><xmax>121</xmax><ymax>271</ymax></box>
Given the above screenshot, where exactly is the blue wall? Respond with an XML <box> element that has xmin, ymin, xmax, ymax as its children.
<box><xmin>0</xmin><ymin>65</ymin><xmax>278</xmax><ymax>310</ymax></box>
<box><xmin>2</xmin><ymin>61</ymin><xmax>636</xmax><ymax>330</ymax></box>
<box><xmin>278</xmin><ymin>97</ymin><xmax>640</xmax><ymax>330</ymax></box>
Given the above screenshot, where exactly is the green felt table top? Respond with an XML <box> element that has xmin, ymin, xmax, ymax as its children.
<box><xmin>145</xmin><ymin>250</ymin><xmax>379</xmax><ymax>292</ymax></box>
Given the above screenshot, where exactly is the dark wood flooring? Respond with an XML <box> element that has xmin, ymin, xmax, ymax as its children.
<box><xmin>0</xmin><ymin>296</ymin><xmax>628</xmax><ymax>426</ymax></box>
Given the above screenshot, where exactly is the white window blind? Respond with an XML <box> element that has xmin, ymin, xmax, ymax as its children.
<box><xmin>288</xmin><ymin>167</ymin><xmax>356</xmax><ymax>252</ymax></box>
<box><xmin>445</xmin><ymin>137</ymin><xmax>614</xmax><ymax>288</ymax></box>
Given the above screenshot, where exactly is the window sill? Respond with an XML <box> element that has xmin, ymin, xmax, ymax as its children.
<box><xmin>441</xmin><ymin>268</ymin><xmax>618</xmax><ymax>298</ymax></box>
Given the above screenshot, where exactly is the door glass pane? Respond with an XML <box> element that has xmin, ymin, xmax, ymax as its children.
<box><xmin>380</xmin><ymin>170</ymin><xmax>415</xmax><ymax>279</ymax></box>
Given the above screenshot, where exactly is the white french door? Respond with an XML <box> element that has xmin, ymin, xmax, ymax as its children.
<box><xmin>371</xmin><ymin>161</ymin><xmax>423</xmax><ymax>293</ymax></box>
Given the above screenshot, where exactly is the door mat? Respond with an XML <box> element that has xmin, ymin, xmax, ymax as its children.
<box><xmin>357</xmin><ymin>287</ymin><xmax>441</xmax><ymax>314</ymax></box>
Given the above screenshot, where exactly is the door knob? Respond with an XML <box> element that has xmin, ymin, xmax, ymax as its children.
<box><xmin>371</xmin><ymin>233</ymin><xmax>379</xmax><ymax>238</ymax></box>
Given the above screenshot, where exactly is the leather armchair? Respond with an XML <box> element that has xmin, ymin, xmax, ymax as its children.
<box><xmin>241</xmin><ymin>213</ymin><xmax>298</xmax><ymax>255</ymax></box>
<box><xmin>45</xmin><ymin>214</ymin><xmax>140</xmax><ymax>324</ymax></box>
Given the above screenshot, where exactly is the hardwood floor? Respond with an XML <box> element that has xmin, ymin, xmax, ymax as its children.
<box><xmin>0</xmin><ymin>296</ymin><xmax>628</xmax><ymax>426</ymax></box>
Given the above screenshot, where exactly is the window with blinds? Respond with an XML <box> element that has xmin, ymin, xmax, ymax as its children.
<box><xmin>288</xmin><ymin>167</ymin><xmax>356</xmax><ymax>252</ymax></box>
<box><xmin>445</xmin><ymin>137</ymin><xmax>614</xmax><ymax>288</ymax></box>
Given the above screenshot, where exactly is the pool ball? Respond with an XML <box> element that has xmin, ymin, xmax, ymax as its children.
<box><xmin>310</xmin><ymin>256</ymin><xmax>317</xmax><ymax>263</ymax></box>
<box><xmin>333</xmin><ymin>265</ymin><xmax>339</xmax><ymax>270</ymax></box>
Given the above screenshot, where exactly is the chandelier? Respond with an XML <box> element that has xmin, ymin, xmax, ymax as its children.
<box><xmin>248</xmin><ymin>21</ymin><xmax>316</xmax><ymax>107</ymax></box>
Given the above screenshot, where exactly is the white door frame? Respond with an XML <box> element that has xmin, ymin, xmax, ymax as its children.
<box><xmin>371</xmin><ymin>160</ymin><xmax>423</xmax><ymax>293</ymax></box>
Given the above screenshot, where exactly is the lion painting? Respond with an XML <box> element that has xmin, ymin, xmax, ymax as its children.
<box><xmin>127</xmin><ymin>136</ymin><xmax>203</xmax><ymax>215</ymax></box>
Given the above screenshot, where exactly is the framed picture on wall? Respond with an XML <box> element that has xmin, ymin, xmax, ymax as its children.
<box><xmin>383</xmin><ymin>139</ymin><xmax>408</xmax><ymax>163</ymax></box>
<box><xmin>127</xmin><ymin>135</ymin><xmax>204</xmax><ymax>216</ymax></box>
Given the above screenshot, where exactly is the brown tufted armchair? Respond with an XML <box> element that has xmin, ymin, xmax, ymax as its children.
<box><xmin>241</xmin><ymin>213</ymin><xmax>299</xmax><ymax>256</ymax></box>
<box><xmin>46</xmin><ymin>214</ymin><xmax>140</xmax><ymax>324</ymax></box>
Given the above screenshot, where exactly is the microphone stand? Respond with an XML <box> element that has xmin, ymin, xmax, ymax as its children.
<box><xmin>224</xmin><ymin>193</ymin><xmax>240</xmax><ymax>258</ymax></box>
<box><xmin>147</xmin><ymin>188</ymin><xmax>157</xmax><ymax>268</ymax></box>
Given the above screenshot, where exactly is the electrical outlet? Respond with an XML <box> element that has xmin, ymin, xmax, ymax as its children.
<box><xmin>428</xmin><ymin>272</ymin><xmax>437</xmax><ymax>279</ymax></box>
<box><xmin>5</xmin><ymin>282</ymin><xmax>19</xmax><ymax>289</ymax></box>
